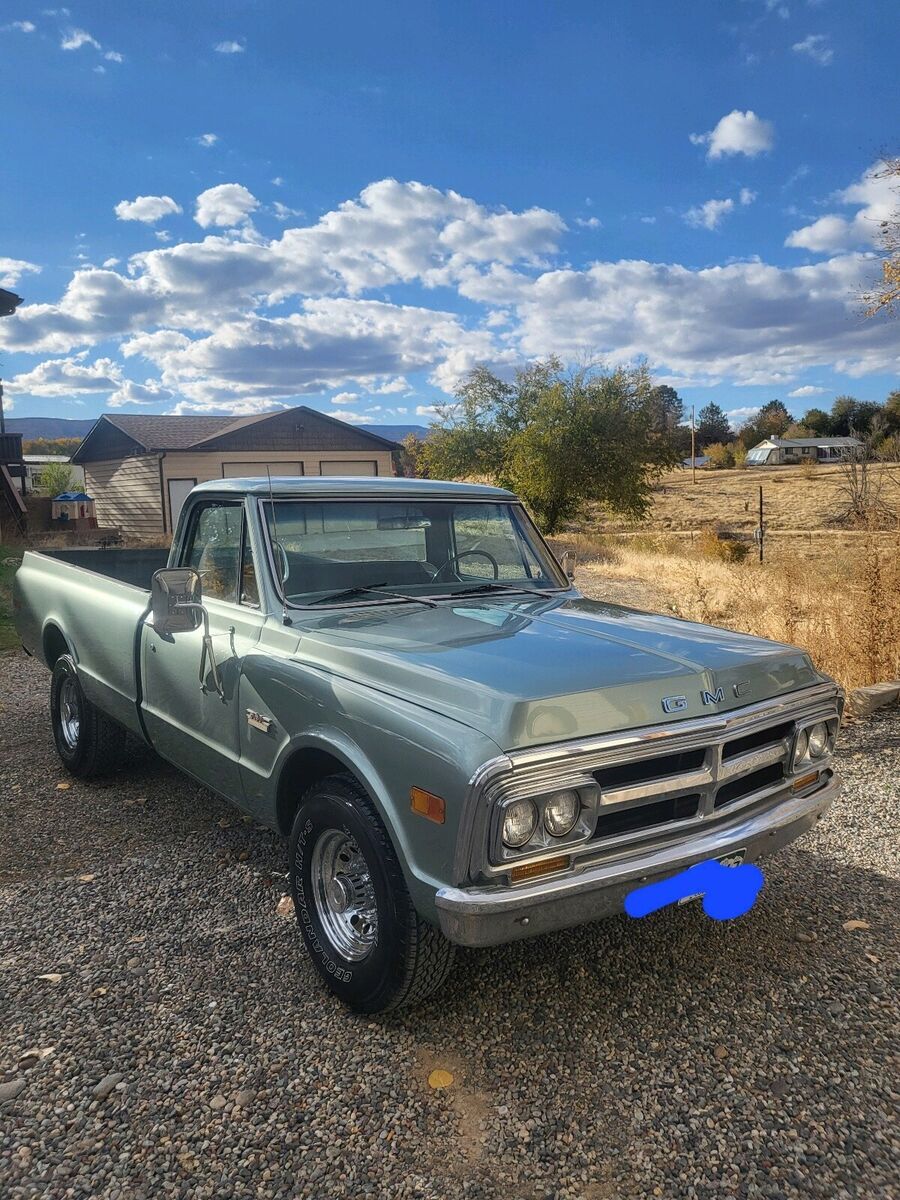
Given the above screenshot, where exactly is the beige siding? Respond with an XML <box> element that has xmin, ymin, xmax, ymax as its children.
<box><xmin>84</xmin><ymin>456</ymin><xmax>165</xmax><ymax>539</ymax></box>
<box><xmin>161</xmin><ymin>450</ymin><xmax>394</xmax><ymax>527</ymax></box>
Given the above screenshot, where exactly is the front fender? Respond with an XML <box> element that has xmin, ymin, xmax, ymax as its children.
<box><xmin>238</xmin><ymin>655</ymin><xmax>504</xmax><ymax>920</ymax></box>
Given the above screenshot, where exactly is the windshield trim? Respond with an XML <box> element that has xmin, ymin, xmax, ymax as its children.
<box><xmin>254</xmin><ymin>495</ymin><xmax>572</xmax><ymax>611</ymax></box>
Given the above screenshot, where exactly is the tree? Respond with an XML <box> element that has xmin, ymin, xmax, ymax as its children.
<box><xmin>647</xmin><ymin>384</ymin><xmax>684</xmax><ymax>433</ymax></box>
<box><xmin>695</xmin><ymin>402</ymin><xmax>732</xmax><ymax>447</ymax></box>
<box><xmin>829</xmin><ymin>395</ymin><xmax>884</xmax><ymax>437</ymax></box>
<box><xmin>756</xmin><ymin>399</ymin><xmax>792</xmax><ymax>437</ymax></box>
<box><xmin>801</xmin><ymin>407</ymin><xmax>832</xmax><ymax>434</ymax></box>
<box><xmin>783</xmin><ymin>422</ymin><xmax>815</xmax><ymax>439</ymax></box>
<box><xmin>421</xmin><ymin>358</ymin><xmax>679</xmax><ymax>532</ymax></box>
<box><xmin>22</xmin><ymin>436</ymin><xmax>82</xmax><ymax>457</ymax></box>
<box><xmin>38</xmin><ymin>461</ymin><xmax>75</xmax><ymax>496</ymax></box>
<box><xmin>862</xmin><ymin>157</ymin><xmax>900</xmax><ymax>318</ymax></box>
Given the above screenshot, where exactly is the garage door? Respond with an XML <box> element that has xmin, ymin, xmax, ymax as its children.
<box><xmin>221</xmin><ymin>462</ymin><xmax>303</xmax><ymax>478</ymax></box>
<box><xmin>319</xmin><ymin>460</ymin><xmax>378</xmax><ymax>476</ymax></box>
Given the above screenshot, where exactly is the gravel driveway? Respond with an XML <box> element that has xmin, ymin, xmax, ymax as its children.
<box><xmin>1</xmin><ymin>653</ymin><xmax>897</xmax><ymax>1200</ymax></box>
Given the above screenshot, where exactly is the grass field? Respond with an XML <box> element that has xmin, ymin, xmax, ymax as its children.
<box><xmin>0</xmin><ymin>545</ymin><xmax>23</xmax><ymax>654</ymax></box>
<box><xmin>593</xmin><ymin>462</ymin><xmax>900</xmax><ymax>533</ymax></box>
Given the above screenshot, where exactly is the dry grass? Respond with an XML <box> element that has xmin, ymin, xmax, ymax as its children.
<box><xmin>573</xmin><ymin>533</ymin><xmax>900</xmax><ymax>692</ymax></box>
<box><xmin>591</xmin><ymin>462</ymin><xmax>900</xmax><ymax>533</ymax></box>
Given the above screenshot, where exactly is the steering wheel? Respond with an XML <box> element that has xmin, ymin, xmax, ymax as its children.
<box><xmin>430</xmin><ymin>548</ymin><xmax>500</xmax><ymax>582</ymax></box>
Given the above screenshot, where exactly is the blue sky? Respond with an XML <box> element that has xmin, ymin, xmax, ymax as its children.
<box><xmin>1</xmin><ymin>0</ymin><xmax>897</xmax><ymax>430</ymax></box>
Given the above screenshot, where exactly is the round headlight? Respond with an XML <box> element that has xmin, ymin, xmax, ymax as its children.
<box><xmin>502</xmin><ymin>799</ymin><xmax>538</xmax><ymax>848</ymax></box>
<box><xmin>795</xmin><ymin>728</ymin><xmax>809</xmax><ymax>762</ymax></box>
<box><xmin>543</xmin><ymin>790</ymin><xmax>580</xmax><ymax>837</ymax></box>
<box><xmin>808</xmin><ymin>722</ymin><xmax>829</xmax><ymax>759</ymax></box>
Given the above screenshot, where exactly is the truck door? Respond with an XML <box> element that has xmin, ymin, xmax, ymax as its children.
<box><xmin>140</xmin><ymin>498</ymin><xmax>265</xmax><ymax>799</ymax></box>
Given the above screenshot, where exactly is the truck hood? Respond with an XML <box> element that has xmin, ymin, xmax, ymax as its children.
<box><xmin>293</xmin><ymin>595</ymin><xmax>821</xmax><ymax>751</ymax></box>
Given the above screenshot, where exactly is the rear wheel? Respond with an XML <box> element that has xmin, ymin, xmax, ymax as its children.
<box><xmin>50</xmin><ymin>654</ymin><xmax>126</xmax><ymax>778</ymax></box>
<box><xmin>288</xmin><ymin>773</ymin><xmax>455</xmax><ymax>1013</ymax></box>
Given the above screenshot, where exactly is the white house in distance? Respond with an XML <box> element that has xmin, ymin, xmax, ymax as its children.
<box><xmin>23</xmin><ymin>454</ymin><xmax>86</xmax><ymax>494</ymax></box>
<box><xmin>746</xmin><ymin>436</ymin><xmax>862</xmax><ymax>466</ymax></box>
<box><xmin>71</xmin><ymin>406</ymin><xmax>398</xmax><ymax>539</ymax></box>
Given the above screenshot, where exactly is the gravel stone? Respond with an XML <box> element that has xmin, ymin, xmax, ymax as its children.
<box><xmin>1</xmin><ymin>652</ymin><xmax>897</xmax><ymax>1200</ymax></box>
<box><xmin>92</xmin><ymin>1073</ymin><xmax>124</xmax><ymax>1100</ymax></box>
<box><xmin>0</xmin><ymin>1080</ymin><xmax>27</xmax><ymax>1102</ymax></box>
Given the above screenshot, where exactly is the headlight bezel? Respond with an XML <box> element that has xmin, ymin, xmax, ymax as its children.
<box><xmin>491</xmin><ymin>783</ymin><xmax>600</xmax><ymax>864</ymax></box>
<box><xmin>792</xmin><ymin>717</ymin><xmax>837</xmax><ymax>770</ymax></box>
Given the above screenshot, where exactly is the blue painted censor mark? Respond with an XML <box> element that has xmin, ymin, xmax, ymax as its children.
<box><xmin>625</xmin><ymin>859</ymin><xmax>765</xmax><ymax>921</ymax></box>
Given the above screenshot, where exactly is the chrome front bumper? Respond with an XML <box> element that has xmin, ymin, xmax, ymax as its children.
<box><xmin>435</xmin><ymin>775</ymin><xmax>837</xmax><ymax>947</ymax></box>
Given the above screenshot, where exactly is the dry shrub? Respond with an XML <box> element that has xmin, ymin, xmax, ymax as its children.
<box><xmin>800</xmin><ymin>458</ymin><xmax>818</xmax><ymax>481</ymax></box>
<box><xmin>696</xmin><ymin>528</ymin><xmax>751</xmax><ymax>563</ymax></box>
<box><xmin>583</xmin><ymin>533</ymin><xmax>900</xmax><ymax>690</ymax></box>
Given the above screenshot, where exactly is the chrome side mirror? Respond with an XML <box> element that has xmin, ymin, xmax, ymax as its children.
<box><xmin>151</xmin><ymin>568</ymin><xmax>203</xmax><ymax>633</ymax></box>
<box><xmin>561</xmin><ymin>550</ymin><xmax>577</xmax><ymax>581</ymax></box>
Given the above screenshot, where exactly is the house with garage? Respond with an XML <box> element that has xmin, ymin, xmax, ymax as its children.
<box><xmin>71</xmin><ymin>406</ymin><xmax>398</xmax><ymax>538</ymax></box>
<box><xmin>745</xmin><ymin>435</ymin><xmax>862</xmax><ymax>466</ymax></box>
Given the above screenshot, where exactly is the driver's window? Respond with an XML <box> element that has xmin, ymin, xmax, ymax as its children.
<box><xmin>453</xmin><ymin>505</ymin><xmax>536</xmax><ymax>580</ymax></box>
<box><xmin>183</xmin><ymin>502</ymin><xmax>242</xmax><ymax>602</ymax></box>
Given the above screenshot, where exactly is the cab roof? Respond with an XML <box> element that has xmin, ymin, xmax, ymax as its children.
<box><xmin>192</xmin><ymin>476</ymin><xmax>517</xmax><ymax>500</ymax></box>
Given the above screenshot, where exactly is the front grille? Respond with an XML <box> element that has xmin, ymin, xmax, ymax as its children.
<box><xmin>714</xmin><ymin>762</ymin><xmax>784</xmax><ymax>809</ymax></box>
<box><xmin>593</xmin><ymin>748</ymin><xmax>706</xmax><ymax>790</ymax></box>
<box><xmin>594</xmin><ymin>793</ymin><xmax>700</xmax><ymax>838</ymax></box>
<box><xmin>590</xmin><ymin>714</ymin><xmax>797</xmax><ymax>847</ymax></box>
<box><xmin>722</xmin><ymin>720</ymin><xmax>794</xmax><ymax>760</ymax></box>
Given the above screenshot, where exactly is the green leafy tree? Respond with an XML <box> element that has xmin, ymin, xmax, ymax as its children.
<box><xmin>421</xmin><ymin>358</ymin><xmax>678</xmax><ymax>532</ymax></box>
<box><xmin>830</xmin><ymin>395</ymin><xmax>884</xmax><ymax>437</ymax></box>
<box><xmin>647</xmin><ymin>384</ymin><xmax>684</xmax><ymax>433</ymax></box>
<box><xmin>696</xmin><ymin>402</ymin><xmax>732</xmax><ymax>447</ymax></box>
<box><xmin>756</xmin><ymin>399</ymin><xmax>792</xmax><ymax>437</ymax></box>
<box><xmin>801</xmin><ymin>407</ymin><xmax>832</xmax><ymax>434</ymax></box>
<box><xmin>38</xmin><ymin>462</ymin><xmax>75</xmax><ymax>496</ymax></box>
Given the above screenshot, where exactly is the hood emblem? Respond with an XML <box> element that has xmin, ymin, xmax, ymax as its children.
<box><xmin>701</xmin><ymin>687</ymin><xmax>726</xmax><ymax>706</ymax></box>
<box><xmin>661</xmin><ymin>695</ymin><xmax>688</xmax><ymax>713</ymax></box>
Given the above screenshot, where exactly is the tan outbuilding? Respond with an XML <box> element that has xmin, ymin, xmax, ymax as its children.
<box><xmin>71</xmin><ymin>406</ymin><xmax>397</xmax><ymax>538</ymax></box>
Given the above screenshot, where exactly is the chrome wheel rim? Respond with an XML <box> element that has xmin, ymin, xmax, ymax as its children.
<box><xmin>59</xmin><ymin>676</ymin><xmax>81</xmax><ymax>750</ymax></box>
<box><xmin>310</xmin><ymin>830</ymin><xmax>378</xmax><ymax>961</ymax></box>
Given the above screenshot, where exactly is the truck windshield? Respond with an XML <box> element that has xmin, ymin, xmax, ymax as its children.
<box><xmin>262</xmin><ymin>499</ymin><xmax>567</xmax><ymax>606</ymax></box>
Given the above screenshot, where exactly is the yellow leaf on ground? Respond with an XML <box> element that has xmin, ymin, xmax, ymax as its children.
<box><xmin>37</xmin><ymin>973</ymin><xmax>63</xmax><ymax>984</ymax></box>
<box><xmin>842</xmin><ymin>919</ymin><xmax>871</xmax><ymax>931</ymax></box>
<box><xmin>56</xmin><ymin>782</ymin><xmax>71</xmax><ymax>790</ymax></box>
<box><xmin>78</xmin><ymin>873</ymin><xmax>95</xmax><ymax>883</ymax></box>
<box><xmin>276</xmin><ymin>895</ymin><xmax>293</xmax><ymax>918</ymax></box>
<box><xmin>428</xmin><ymin>1069</ymin><xmax>454</xmax><ymax>1089</ymax></box>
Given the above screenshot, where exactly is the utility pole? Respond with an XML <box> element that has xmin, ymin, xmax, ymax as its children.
<box><xmin>758</xmin><ymin>485</ymin><xmax>764</xmax><ymax>563</ymax></box>
<box><xmin>691</xmin><ymin>405</ymin><xmax>696</xmax><ymax>484</ymax></box>
<box><xmin>0</xmin><ymin>379</ymin><xmax>5</xmax><ymax>435</ymax></box>
<box><xmin>0</xmin><ymin>288</ymin><xmax>24</xmax><ymax>436</ymax></box>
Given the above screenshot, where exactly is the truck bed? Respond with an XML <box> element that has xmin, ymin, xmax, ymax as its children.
<box><xmin>13</xmin><ymin>547</ymin><xmax>171</xmax><ymax>738</ymax></box>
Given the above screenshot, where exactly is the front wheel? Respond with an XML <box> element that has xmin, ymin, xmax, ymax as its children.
<box><xmin>50</xmin><ymin>654</ymin><xmax>126</xmax><ymax>778</ymax></box>
<box><xmin>288</xmin><ymin>773</ymin><xmax>455</xmax><ymax>1013</ymax></box>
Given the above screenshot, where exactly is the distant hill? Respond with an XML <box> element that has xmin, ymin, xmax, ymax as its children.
<box><xmin>360</xmin><ymin>423</ymin><xmax>431</xmax><ymax>441</ymax></box>
<box><xmin>5</xmin><ymin>415</ymin><xmax>431</xmax><ymax>443</ymax></box>
<box><xmin>5</xmin><ymin>416</ymin><xmax>96</xmax><ymax>438</ymax></box>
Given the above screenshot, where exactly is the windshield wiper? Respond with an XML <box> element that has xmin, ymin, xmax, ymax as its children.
<box><xmin>447</xmin><ymin>581</ymin><xmax>558</xmax><ymax>600</ymax></box>
<box><xmin>307</xmin><ymin>583</ymin><xmax>439</xmax><ymax>607</ymax></box>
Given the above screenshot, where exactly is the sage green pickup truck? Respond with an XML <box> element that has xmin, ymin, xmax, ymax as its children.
<box><xmin>14</xmin><ymin>477</ymin><xmax>842</xmax><ymax>1012</ymax></box>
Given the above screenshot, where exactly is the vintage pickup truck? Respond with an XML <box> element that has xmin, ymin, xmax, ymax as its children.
<box><xmin>14</xmin><ymin>477</ymin><xmax>842</xmax><ymax>1011</ymax></box>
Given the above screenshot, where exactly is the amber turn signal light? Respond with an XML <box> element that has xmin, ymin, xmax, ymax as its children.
<box><xmin>792</xmin><ymin>770</ymin><xmax>820</xmax><ymax>792</ymax></box>
<box><xmin>510</xmin><ymin>854</ymin><xmax>570</xmax><ymax>884</ymax></box>
<box><xmin>410</xmin><ymin>787</ymin><xmax>445</xmax><ymax>824</ymax></box>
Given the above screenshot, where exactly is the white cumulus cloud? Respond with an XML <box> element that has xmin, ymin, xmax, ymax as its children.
<box><xmin>114</xmin><ymin>195</ymin><xmax>183</xmax><ymax>223</ymax></box>
<box><xmin>690</xmin><ymin>110</ymin><xmax>775</xmax><ymax>159</ymax></box>
<box><xmin>8</xmin><ymin>354</ymin><xmax>122</xmax><ymax>396</ymax></box>
<box><xmin>60</xmin><ymin>27</ymin><xmax>100</xmax><ymax>50</ymax></box>
<box><xmin>792</xmin><ymin>34</ymin><xmax>833</xmax><ymax>65</ymax></box>
<box><xmin>195</xmin><ymin>184</ymin><xmax>259</xmax><ymax>228</ymax></box>
<box><xmin>330</xmin><ymin>392</ymin><xmax>359</xmax><ymax>405</ymax></box>
<box><xmin>684</xmin><ymin>198</ymin><xmax>735</xmax><ymax>230</ymax></box>
<box><xmin>196</xmin><ymin>133</ymin><xmax>219</xmax><ymax>147</ymax></box>
<box><xmin>0</xmin><ymin>257</ymin><xmax>41</xmax><ymax>288</ymax></box>
<box><xmin>788</xmin><ymin>385</ymin><xmax>828</xmax><ymax>398</ymax></box>
<box><xmin>214</xmin><ymin>39</ymin><xmax>244</xmax><ymax>53</ymax></box>
<box><xmin>2</xmin><ymin>20</ymin><xmax>36</xmax><ymax>32</ymax></box>
<box><xmin>786</xmin><ymin>161</ymin><xmax>897</xmax><ymax>253</ymax></box>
